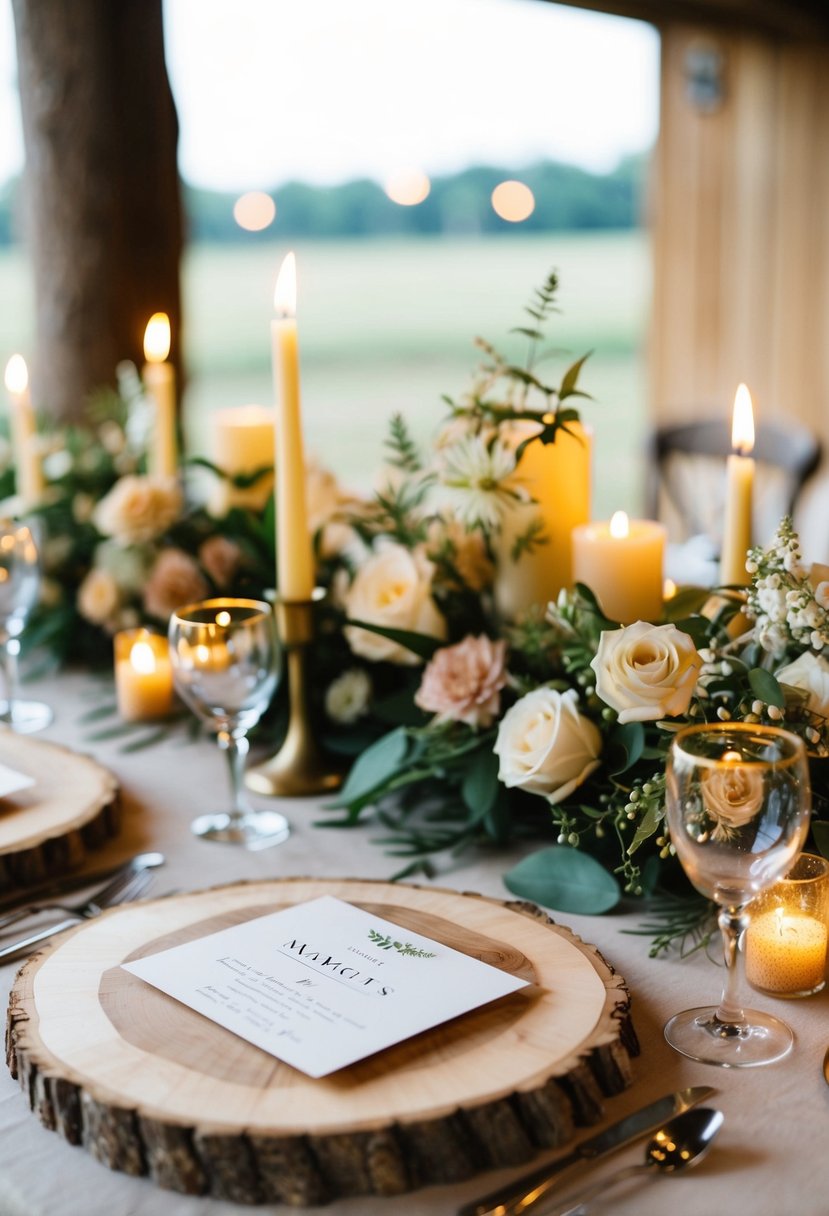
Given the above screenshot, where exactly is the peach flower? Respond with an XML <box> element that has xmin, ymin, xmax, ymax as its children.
<box><xmin>199</xmin><ymin>535</ymin><xmax>242</xmax><ymax>589</ymax></box>
<box><xmin>144</xmin><ymin>549</ymin><xmax>209</xmax><ymax>622</ymax></box>
<box><xmin>415</xmin><ymin>635</ymin><xmax>507</xmax><ymax>728</ymax></box>
<box><xmin>94</xmin><ymin>474</ymin><xmax>182</xmax><ymax>545</ymax></box>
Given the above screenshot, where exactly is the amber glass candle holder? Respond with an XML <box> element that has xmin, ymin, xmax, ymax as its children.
<box><xmin>745</xmin><ymin>853</ymin><xmax>829</xmax><ymax>998</ymax></box>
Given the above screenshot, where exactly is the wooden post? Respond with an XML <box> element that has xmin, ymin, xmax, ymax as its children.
<box><xmin>10</xmin><ymin>0</ymin><xmax>183</xmax><ymax>422</ymax></box>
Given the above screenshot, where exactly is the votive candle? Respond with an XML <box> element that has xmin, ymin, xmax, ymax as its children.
<box><xmin>745</xmin><ymin>852</ymin><xmax>829</xmax><ymax>997</ymax></box>
<box><xmin>115</xmin><ymin>629</ymin><xmax>174</xmax><ymax>722</ymax></box>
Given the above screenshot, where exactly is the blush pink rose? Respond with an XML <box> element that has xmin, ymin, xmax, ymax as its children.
<box><xmin>144</xmin><ymin>549</ymin><xmax>209</xmax><ymax>622</ymax></box>
<box><xmin>414</xmin><ymin>635</ymin><xmax>507</xmax><ymax>728</ymax></box>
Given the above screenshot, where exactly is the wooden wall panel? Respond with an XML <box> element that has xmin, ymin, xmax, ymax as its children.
<box><xmin>650</xmin><ymin>27</ymin><xmax>829</xmax><ymax>554</ymax></box>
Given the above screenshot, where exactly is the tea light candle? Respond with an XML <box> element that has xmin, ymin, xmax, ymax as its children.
<box><xmin>746</xmin><ymin>907</ymin><xmax>828</xmax><ymax>997</ymax></box>
<box><xmin>115</xmin><ymin>629</ymin><xmax>174</xmax><ymax>722</ymax></box>
<box><xmin>143</xmin><ymin>312</ymin><xmax>178</xmax><ymax>479</ymax></box>
<box><xmin>572</xmin><ymin>511</ymin><xmax>666</xmax><ymax>623</ymax></box>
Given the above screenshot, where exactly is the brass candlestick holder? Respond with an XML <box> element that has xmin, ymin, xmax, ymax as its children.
<box><xmin>244</xmin><ymin>588</ymin><xmax>344</xmax><ymax>798</ymax></box>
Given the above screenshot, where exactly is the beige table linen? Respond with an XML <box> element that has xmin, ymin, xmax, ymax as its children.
<box><xmin>0</xmin><ymin>672</ymin><xmax>826</xmax><ymax>1216</ymax></box>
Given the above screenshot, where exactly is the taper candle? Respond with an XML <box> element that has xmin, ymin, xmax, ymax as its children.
<box><xmin>143</xmin><ymin>312</ymin><xmax>178</xmax><ymax>479</ymax></box>
<box><xmin>271</xmin><ymin>253</ymin><xmax>314</xmax><ymax>600</ymax></box>
<box><xmin>4</xmin><ymin>355</ymin><xmax>44</xmax><ymax>510</ymax></box>
<box><xmin>720</xmin><ymin>383</ymin><xmax>755</xmax><ymax>586</ymax></box>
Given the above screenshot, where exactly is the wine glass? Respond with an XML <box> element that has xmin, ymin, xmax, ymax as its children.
<box><xmin>168</xmin><ymin>597</ymin><xmax>289</xmax><ymax>849</ymax></box>
<box><xmin>664</xmin><ymin>722</ymin><xmax>811</xmax><ymax>1067</ymax></box>
<box><xmin>0</xmin><ymin>518</ymin><xmax>53</xmax><ymax>733</ymax></box>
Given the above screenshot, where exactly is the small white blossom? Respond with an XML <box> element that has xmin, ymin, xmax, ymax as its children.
<box><xmin>324</xmin><ymin>669</ymin><xmax>372</xmax><ymax>724</ymax></box>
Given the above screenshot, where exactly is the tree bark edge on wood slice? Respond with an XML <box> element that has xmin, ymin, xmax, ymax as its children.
<box><xmin>0</xmin><ymin>735</ymin><xmax>120</xmax><ymax>894</ymax></box>
<box><xmin>7</xmin><ymin>878</ymin><xmax>639</xmax><ymax>1206</ymax></box>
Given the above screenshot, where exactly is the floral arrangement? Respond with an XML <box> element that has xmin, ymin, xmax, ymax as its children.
<box><xmin>9</xmin><ymin>274</ymin><xmax>829</xmax><ymax>949</ymax></box>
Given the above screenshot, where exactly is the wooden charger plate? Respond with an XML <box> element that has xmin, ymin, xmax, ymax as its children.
<box><xmin>0</xmin><ymin>733</ymin><xmax>120</xmax><ymax>893</ymax></box>
<box><xmin>7</xmin><ymin>877</ymin><xmax>639</xmax><ymax>1206</ymax></box>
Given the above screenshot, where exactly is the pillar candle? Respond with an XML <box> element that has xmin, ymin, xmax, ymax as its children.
<box><xmin>271</xmin><ymin>253</ymin><xmax>314</xmax><ymax>600</ymax></box>
<box><xmin>3</xmin><ymin>355</ymin><xmax>44</xmax><ymax>510</ymax></box>
<box><xmin>494</xmin><ymin>421</ymin><xmax>592</xmax><ymax>619</ymax></box>
<box><xmin>143</xmin><ymin>312</ymin><xmax>178</xmax><ymax>479</ymax></box>
<box><xmin>719</xmin><ymin>383</ymin><xmax>755</xmax><ymax>586</ymax></box>
<box><xmin>572</xmin><ymin>511</ymin><xmax>666</xmax><ymax>623</ymax></box>
<box><xmin>114</xmin><ymin>629</ymin><xmax>174</xmax><ymax>722</ymax></box>
<box><xmin>208</xmin><ymin>404</ymin><xmax>276</xmax><ymax>514</ymax></box>
<box><xmin>745</xmin><ymin>908</ymin><xmax>828</xmax><ymax>996</ymax></box>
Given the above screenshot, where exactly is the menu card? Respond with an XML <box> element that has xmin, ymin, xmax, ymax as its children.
<box><xmin>123</xmin><ymin>895</ymin><xmax>527</xmax><ymax>1077</ymax></box>
<box><xmin>0</xmin><ymin>764</ymin><xmax>35</xmax><ymax>799</ymax></box>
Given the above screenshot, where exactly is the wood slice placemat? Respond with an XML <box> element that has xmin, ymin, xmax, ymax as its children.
<box><xmin>7</xmin><ymin>877</ymin><xmax>639</xmax><ymax>1206</ymax></box>
<box><xmin>0</xmin><ymin>733</ymin><xmax>120</xmax><ymax>893</ymax></box>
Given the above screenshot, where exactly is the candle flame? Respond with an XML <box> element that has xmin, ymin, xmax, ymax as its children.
<box><xmin>274</xmin><ymin>252</ymin><xmax>297</xmax><ymax>317</ymax></box>
<box><xmin>722</xmin><ymin>750</ymin><xmax>742</xmax><ymax>763</ymax></box>
<box><xmin>130</xmin><ymin>641</ymin><xmax>157</xmax><ymax>676</ymax></box>
<box><xmin>143</xmin><ymin>313</ymin><xmax>171</xmax><ymax>363</ymax></box>
<box><xmin>663</xmin><ymin>578</ymin><xmax>678</xmax><ymax>600</ymax></box>
<box><xmin>215</xmin><ymin>610</ymin><xmax>231</xmax><ymax>627</ymax></box>
<box><xmin>4</xmin><ymin>354</ymin><xmax>28</xmax><ymax>395</ymax></box>
<box><xmin>731</xmin><ymin>383</ymin><xmax>755</xmax><ymax>455</ymax></box>
<box><xmin>609</xmin><ymin>510</ymin><xmax>629</xmax><ymax>539</ymax></box>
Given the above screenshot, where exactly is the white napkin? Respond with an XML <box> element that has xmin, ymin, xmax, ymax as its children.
<box><xmin>0</xmin><ymin>763</ymin><xmax>35</xmax><ymax>798</ymax></box>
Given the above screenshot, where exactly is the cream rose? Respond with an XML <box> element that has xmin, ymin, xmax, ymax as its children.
<box><xmin>702</xmin><ymin>766</ymin><xmax>764</xmax><ymax>832</ymax></box>
<box><xmin>344</xmin><ymin>543</ymin><xmax>447</xmax><ymax>665</ymax></box>
<box><xmin>94</xmin><ymin>474</ymin><xmax>182</xmax><ymax>545</ymax></box>
<box><xmin>494</xmin><ymin>687</ymin><xmax>602</xmax><ymax>804</ymax></box>
<box><xmin>77</xmin><ymin>568</ymin><xmax>121</xmax><ymax>627</ymax></box>
<box><xmin>591</xmin><ymin>621</ymin><xmax>702</xmax><ymax>724</ymax></box>
<box><xmin>775</xmin><ymin>652</ymin><xmax>829</xmax><ymax>720</ymax></box>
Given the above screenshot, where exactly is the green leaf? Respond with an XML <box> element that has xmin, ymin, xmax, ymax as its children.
<box><xmin>333</xmin><ymin>727</ymin><xmax>409</xmax><ymax>807</ymax></box>
<box><xmin>461</xmin><ymin>747</ymin><xmax>499</xmax><ymax>819</ymax></box>
<box><xmin>669</xmin><ymin>616</ymin><xmax>710</xmax><ymax>647</ymax></box>
<box><xmin>558</xmin><ymin>352</ymin><xmax>591</xmax><ymax>401</ymax></box>
<box><xmin>607</xmin><ymin>722</ymin><xmax>645</xmax><ymax>775</ymax></box>
<box><xmin>344</xmin><ymin>619</ymin><xmax>443</xmax><ymax>662</ymax></box>
<box><xmin>504</xmin><ymin>846</ymin><xmax>621</xmax><ymax>914</ymax></box>
<box><xmin>748</xmin><ymin>668</ymin><xmax>786</xmax><ymax>709</ymax></box>
<box><xmin>663</xmin><ymin>587</ymin><xmax>712</xmax><ymax>620</ymax></box>
<box><xmin>372</xmin><ymin>684</ymin><xmax>429</xmax><ymax>727</ymax></box>
<box><xmin>627</xmin><ymin>803</ymin><xmax>664</xmax><ymax>856</ymax></box>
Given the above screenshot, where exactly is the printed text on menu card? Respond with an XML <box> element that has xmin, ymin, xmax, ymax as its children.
<box><xmin>123</xmin><ymin>895</ymin><xmax>528</xmax><ymax>1077</ymax></box>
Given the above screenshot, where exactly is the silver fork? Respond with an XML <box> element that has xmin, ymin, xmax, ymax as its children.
<box><xmin>0</xmin><ymin>866</ymin><xmax>157</xmax><ymax>962</ymax></box>
<box><xmin>0</xmin><ymin>852</ymin><xmax>164</xmax><ymax>934</ymax></box>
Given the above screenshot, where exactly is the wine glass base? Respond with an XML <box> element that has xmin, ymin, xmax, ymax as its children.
<box><xmin>664</xmin><ymin>1004</ymin><xmax>794</xmax><ymax>1067</ymax></box>
<box><xmin>191</xmin><ymin>809</ymin><xmax>290</xmax><ymax>851</ymax></box>
<box><xmin>0</xmin><ymin>699</ymin><xmax>54</xmax><ymax>734</ymax></box>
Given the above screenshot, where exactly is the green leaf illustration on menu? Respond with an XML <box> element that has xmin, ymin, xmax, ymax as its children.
<box><xmin>367</xmin><ymin>928</ymin><xmax>436</xmax><ymax>959</ymax></box>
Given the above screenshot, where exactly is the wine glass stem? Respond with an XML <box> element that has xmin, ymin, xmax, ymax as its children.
<box><xmin>217</xmin><ymin>729</ymin><xmax>251</xmax><ymax>821</ymax></box>
<box><xmin>0</xmin><ymin>636</ymin><xmax>20</xmax><ymax>724</ymax></box>
<box><xmin>714</xmin><ymin>903</ymin><xmax>750</xmax><ymax>1029</ymax></box>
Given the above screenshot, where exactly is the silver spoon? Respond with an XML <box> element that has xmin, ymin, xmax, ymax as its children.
<box><xmin>540</xmin><ymin>1106</ymin><xmax>724</xmax><ymax>1216</ymax></box>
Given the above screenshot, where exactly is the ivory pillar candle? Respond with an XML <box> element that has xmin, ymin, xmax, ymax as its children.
<box><xmin>143</xmin><ymin>313</ymin><xmax>178</xmax><ymax>479</ymax></box>
<box><xmin>209</xmin><ymin>405</ymin><xmax>276</xmax><ymax>514</ymax></box>
<box><xmin>115</xmin><ymin>629</ymin><xmax>174</xmax><ymax>722</ymax></box>
<box><xmin>572</xmin><ymin>511</ymin><xmax>666</xmax><ymax>623</ymax></box>
<box><xmin>4</xmin><ymin>355</ymin><xmax>44</xmax><ymax>510</ymax></box>
<box><xmin>494</xmin><ymin>421</ymin><xmax>592</xmax><ymax>619</ymax></box>
<box><xmin>271</xmin><ymin>253</ymin><xmax>314</xmax><ymax>601</ymax></box>
<box><xmin>719</xmin><ymin>383</ymin><xmax>755</xmax><ymax>586</ymax></box>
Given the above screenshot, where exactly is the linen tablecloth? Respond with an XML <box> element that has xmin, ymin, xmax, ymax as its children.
<box><xmin>0</xmin><ymin>671</ymin><xmax>826</xmax><ymax>1216</ymax></box>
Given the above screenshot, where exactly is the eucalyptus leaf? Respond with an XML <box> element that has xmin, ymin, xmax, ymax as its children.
<box><xmin>607</xmin><ymin>721</ymin><xmax>645</xmax><ymax>775</ymax></box>
<box><xmin>670</xmin><ymin>616</ymin><xmax>711</xmax><ymax>647</ymax></box>
<box><xmin>461</xmin><ymin>747</ymin><xmax>499</xmax><ymax>819</ymax></box>
<box><xmin>748</xmin><ymin>667</ymin><xmax>786</xmax><ymax>709</ymax></box>
<box><xmin>504</xmin><ymin>846</ymin><xmax>620</xmax><ymax>914</ymax></box>
<box><xmin>662</xmin><ymin>587</ymin><xmax>712</xmax><ymax>620</ymax></box>
<box><xmin>332</xmin><ymin>726</ymin><xmax>409</xmax><ymax>807</ymax></box>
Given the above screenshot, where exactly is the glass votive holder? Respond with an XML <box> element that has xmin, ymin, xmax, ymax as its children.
<box><xmin>114</xmin><ymin>628</ymin><xmax>175</xmax><ymax>722</ymax></box>
<box><xmin>745</xmin><ymin>852</ymin><xmax>829</xmax><ymax>998</ymax></box>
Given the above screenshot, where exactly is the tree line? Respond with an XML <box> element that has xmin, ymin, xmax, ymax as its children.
<box><xmin>0</xmin><ymin>155</ymin><xmax>647</xmax><ymax>247</ymax></box>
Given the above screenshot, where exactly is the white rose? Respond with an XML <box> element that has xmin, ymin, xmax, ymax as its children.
<box><xmin>344</xmin><ymin>543</ymin><xmax>447</xmax><ymax>665</ymax></box>
<box><xmin>94</xmin><ymin>474</ymin><xmax>182</xmax><ymax>545</ymax></box>
<box><xmin>702</xmin><ymin>766</ymin><xmax>764</xmax><ymax>831</ymax></box>
<box><xmin>776</xmin><ymin>652</ymin><xmax>829</xmax><ymax>720</ymax></box>
<box><xmin>591</xmin><ymin>621</ymin><xmax>702</xmax><ymax>724</ymax></box>
<box><xmin>494</xmin><ymin>687</ymin><xmax>602</xmax><ymax>805</ymax></box>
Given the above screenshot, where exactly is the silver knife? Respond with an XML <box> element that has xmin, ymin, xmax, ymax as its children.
<box><xmin>0</xmin><ymin>853</ymin><xmax>164</xmax><ymax>963</ymax></box>
<box><xmin>457</xmin><ymin>1085</ymin><xmax>715</xmax><ymax>1216</ymax></box>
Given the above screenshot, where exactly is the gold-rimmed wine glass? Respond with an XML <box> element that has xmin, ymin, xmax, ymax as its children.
<box><xmin>664</xmin><ymin>722</ymin><xmax>811</xmax><ymax>1067</ymax></box>
<box><xmin>168</xmin><ymin>597</ymin><xmax>289</xmax><ymax>849</ymax></box>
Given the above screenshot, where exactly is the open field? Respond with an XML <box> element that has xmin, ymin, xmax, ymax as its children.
<box><xmin>0</xmin><ymin>230</ymin><xmax>651</xmax><ymax>516</ymax></box>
